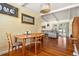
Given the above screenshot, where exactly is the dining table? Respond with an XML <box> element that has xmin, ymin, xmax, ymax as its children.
<box><xmin>15</xmin><ymin>33</ymin><xmax>44</xmax><ymax>55</ymax></box>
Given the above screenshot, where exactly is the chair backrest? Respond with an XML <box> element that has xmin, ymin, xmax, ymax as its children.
<box><xmin>6</xmin><ymin>33</ymin><xmax>13</xmax><ymax>47</ymax></box>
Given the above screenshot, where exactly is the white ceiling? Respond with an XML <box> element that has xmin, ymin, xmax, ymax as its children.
<box><xmin>19</xmin><ymin>3</ymin><xmax>78</xmax><ymax>13</ymax></box>
<box><xmin>17</xmin><ymin>3</ymin><xmax>79</xmax><ymax>22</ymax></box>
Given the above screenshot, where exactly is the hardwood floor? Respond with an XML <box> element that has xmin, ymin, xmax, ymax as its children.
<box><xmin>1</xmin><ymin>37</ymin><xmax>73</xmax><ymax>56</ymax></box>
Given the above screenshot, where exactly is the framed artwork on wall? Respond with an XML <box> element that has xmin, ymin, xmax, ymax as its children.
<box><xmin>0</xmin><ymin>3</ymin><xmax>18</xmax><ymax>17</ymax></box>
<box><xmin>21</xmin><ymin>13</ymin><xmax>34</xmax><ymax>25</ymax></box>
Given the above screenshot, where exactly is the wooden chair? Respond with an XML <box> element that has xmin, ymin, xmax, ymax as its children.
<box><xmin>34</xmin><ymin>35</ymin><xmax>44</xmax><ymax>55</ymax></box>
<box><xmin>6</xmin><ymin>33</ymin><xmax>22</xmax><ymax>52</ymax></box>
<box><xmin>70</xmin><ymin>38</ymin><xmax>79</xmax><ymax>55</ymax></box>
<box><xmin>30</xmin><ymin>33</ymin><xmax>43</xmax><ymax>45</ymax></box>
<box><xmin>28</xmin><ymin>34</ymin><xmax>43</xmax><ymax>55</ymax></box>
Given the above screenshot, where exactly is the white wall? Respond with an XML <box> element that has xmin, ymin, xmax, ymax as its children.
<box><xmin>42</xmin><ymin>21</ymin><xmax>58</xmax><ymax>30</ymax></box>
<box><xmin>42</xmin><ymin>6</ymin><xmax>79</xmax><ymax>37</ymax></box>
<box><xmin>42</xmin><ymin>20</ymin><xmax>70</xmax><ymax>29</ymax></box>
<box><xmin>0</xmin><ymin>3</ymin><xmax>42</xmax><ymax>52</ymax></box>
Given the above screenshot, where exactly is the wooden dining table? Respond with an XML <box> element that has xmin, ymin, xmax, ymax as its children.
<box><xmin>15</xmin><ymin>33</ymin><xmax>44</xmax><ymax>55</ymax></box>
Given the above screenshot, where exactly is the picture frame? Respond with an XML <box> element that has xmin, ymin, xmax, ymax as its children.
<box><xmin>0</xmin><ymin>3</ymin><xmax>18</xmax><ymax>17</ymax></box>
<box><xmin>21</xmin><ymin>13</ymin><xmax>34</xmax><ymax>25</ymax></box>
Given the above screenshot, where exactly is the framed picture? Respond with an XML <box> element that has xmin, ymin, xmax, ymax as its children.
<box><xmin>0</xmin><ymin>3</ymin><xmax>18</xmax><ymax>17</ymax></box>
<box><xmin>21</xmin><ymin>13</ymin><xmax>34</xmax><ymax>25</ymax></box>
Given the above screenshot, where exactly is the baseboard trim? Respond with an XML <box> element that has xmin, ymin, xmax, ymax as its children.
<box><xmin>0</xmin><ymin>50</ymin><xmax>8</xmax><ymax>55</ymax></box>
<box><xmin>0</xmin><ymin>43</ymin><xmax>32</xmax><ymax>55</ymax></box>
<box><xmin>0</xmin><ymin>46</ymin><xmax>22</xmax><ymax>55</ymax></box>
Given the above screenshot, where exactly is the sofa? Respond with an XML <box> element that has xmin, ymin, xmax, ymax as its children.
<box><xmin>42</xmin><ymin>30</ymin><xmax>58</xmax><ymax>38</ymax></box>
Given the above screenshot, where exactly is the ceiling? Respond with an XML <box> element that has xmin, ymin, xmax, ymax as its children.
<box><xmin>18</xmin><ymin>3</ymin><xmax>77</xmax><ymax>13</ymax></box>
<box><xmin>17</xmin><ymin>3</ymin><xmax>79</xmax><ymax>22</ymax></box>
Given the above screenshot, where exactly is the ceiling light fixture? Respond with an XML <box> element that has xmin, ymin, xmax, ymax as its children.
<box><xmin>40</xmin><ymin>3</ymin><xmax>51</xmax><ymax>13</ymax></box>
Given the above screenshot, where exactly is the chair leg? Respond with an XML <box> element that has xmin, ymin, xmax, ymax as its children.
<box><xmin>39</xmin><ymin>39</ymin><xmax>42</xmax><ymax>52</ymax></box>
<box><xmin>41</xmin><ymin>37</ymin><xmax>44</xmax><ymax>47</ymax></box>
<box><xmin>29</xmin><ymin>39</ymin><xmax>31</xmax><ymax>51</ymax></box>
<box><xmin>15</xmin><ymin>47</ymin><xmax>17</xmax><ymax>51</ymax></box>
<box><xmin>18</xmin><ymin>46</ymin><xmax>20</xmax><ymax>50</ymax></box>
<box><xmin>35</xmin><ymin>40</ymin><xmax>37</xmax><ymax>55</ymax></box>
<box><xmin>8</xmin><ymin>46</ymin><xmax>10</xmax><ymax>55</ymax></box>
<box><xmin>17</xmin><ymin>46</ymin><xmax>20</xmax><ymax>52</ymax></box>
<box><xmin>12</xmin><ymin>47</ymin><xmax>13</xmax><ymax>51</ymax></box>
<box><xmin>8</xmin><ymin>46</ymin><xmax>10</xmax><ymax>52</ymax></box>
<box><xmin>40</xmin><ymin>41</ymin><xmax>41</xmax><ymax>49</ymax></box>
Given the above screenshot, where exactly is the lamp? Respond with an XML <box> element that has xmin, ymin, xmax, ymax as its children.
<box><xmin>40</xmin><ymin>3</ymin><xmax>51</xmax><ymax>13</ymax></box>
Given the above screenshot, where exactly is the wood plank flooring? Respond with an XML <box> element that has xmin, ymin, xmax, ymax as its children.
<box><xmin>1</xmin><ymin>37</ymin><xmax>73</xmax><ymax>56</ymax></box>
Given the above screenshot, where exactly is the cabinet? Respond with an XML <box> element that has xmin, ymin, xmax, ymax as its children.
<box><xmin>72</xmin><ymin>17</ymin><xmax>79</xmax><ymax>38</ymax></box>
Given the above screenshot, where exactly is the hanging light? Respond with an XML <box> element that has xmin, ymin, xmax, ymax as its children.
<box><xmin>40</xmin><ymin>3</ymin><xmax>51</xmax><ymax>13</ymax></box>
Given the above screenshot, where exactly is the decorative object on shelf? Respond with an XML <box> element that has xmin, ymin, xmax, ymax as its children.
<box><xmin>47</xmin><ymin>24</ymin><xmax>49</xmax><ymax>26</ymax></box>
<box><xmin>0</xmin><ymin>3</ymin><xmax>18</xmax><ymax>17</ymax></box>
<box><xmin>21</xmin><ymin>13</ymin><xmax>34</xmax><ymax>25</ymax></box>
<box><xmin>42</xmin><ymin>26</ymin><xmax>46</xmax><ymax>28</ymax></box>
<box><xmin>40</xmin><ymin>3</ymin><xmax>51</xmax><ymax>13</ymax></box>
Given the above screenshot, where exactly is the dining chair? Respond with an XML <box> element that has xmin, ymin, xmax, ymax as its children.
<box><xmin>6</xmin><ymin>32</ymin><xmax>22</xmax><ymax>52</ymax></box>
<box><xmin>70</xmin><ymin>37</ymin><xmax>79</xmax><ymax>55</ymax></box>
<box><xmin>28</xmin><ymin>33</ymin><xmax>43</xmax><ymax>51</ymax></box>
<box><xmin>30</xmin><ymin>33</ymin><xmax>43</xmax><ymax>45</ymax></box>
<box><xmin>34</xmin><ymin>34</ymin><xmax>45</xmax><ymax>55</ymax></box>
